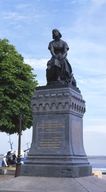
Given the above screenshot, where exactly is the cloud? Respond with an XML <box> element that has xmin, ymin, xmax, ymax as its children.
<box><xmin>1</xmin><ymin>2</ymin><xmax>47</xmax><ymax>24</ymax></box>
<box><xmin>71</xmin><ymin>39</ymin><xmax>106</xmax><ymax>55</ymax></box>
<box><xmin>2</xmin><ymin>11</ymin><xmax>42</xmax><ymax>22</ymax></box>
<box><xmin>91</xmin><ymin>0</ymin><xmax>106</xmax><ymax>6</ymax></box>
<box><xmin>16</xmin><ymin>3</ymin><xmax>32</xmax><ymax>9</ymax></box>
<box><xmin>3</xmin><ymin>12</ymin><xmax>28</xmax><ymax>21</ymax></box>
<box><xmin>84</xmin><ymin>126</ymin><xmax>106</xmax><ymax>134</ymax></box>
<box><xmin>84</xmin><ymin>117</ymin><xmax>106</xmax><ymax>134</ymax></box>
<box><xmin>64</xmin><ymin>0</ymin><xmax>106</xmax><ymax>41</ymax></box>
<box><xmin>24</xmin><ymin>58</ymin><xmax>47</xmax><ymax>85</ymax></box>
<box><xmin>24</xmin><ymin>58</ymin><xmax>47</xmax><ymax>70</ymax></box>
<box><xmin>68</xmin><ymin>37</ymin><xmax>106</xmax><ymax>77</ymax></box>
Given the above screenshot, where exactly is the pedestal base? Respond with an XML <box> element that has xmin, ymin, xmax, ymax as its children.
<box><xmin>21</xmin><ymin>164</ymin><xmax>92</xmax><ymax>177</ymax></box>
<box><xmin>21</xmin><ymin>86</ymin><xmax>92</xmax><ymax>177</ymax></box>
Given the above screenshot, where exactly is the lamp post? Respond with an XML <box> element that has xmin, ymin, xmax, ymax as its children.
<box><xmin>15</xmin><ymin>113</ymin><xmax>22</xmax><ymax>177</ymax></box>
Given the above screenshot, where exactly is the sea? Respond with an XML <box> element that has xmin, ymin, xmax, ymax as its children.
<box><xmin>88</xmin><ymin>156</ymin><xmax>106</xmax><ymax>173</ymax></box>
<box><xmin>0</xmin><ymin>155</ymin><xmax>106</xmax><ymax>173</ymax></box>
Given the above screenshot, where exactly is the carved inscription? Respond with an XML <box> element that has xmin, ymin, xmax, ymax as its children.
<box><xmin>36</xmin><ymin>119</ymin><xmax>65</xmax><ymax>149</ymax></box>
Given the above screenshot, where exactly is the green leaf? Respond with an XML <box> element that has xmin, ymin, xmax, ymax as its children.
<box><xmin>0</xmin><ymin>39</ymin><xmax>38</xmax><ymax>134</ymax></box>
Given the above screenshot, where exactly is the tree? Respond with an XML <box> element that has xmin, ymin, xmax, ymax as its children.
<box><xmin>0</xmin><ymin>39</ymin><xmax>38</xmax><ymax>134</ymax></box>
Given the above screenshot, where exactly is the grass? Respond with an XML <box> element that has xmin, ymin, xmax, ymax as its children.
<box><xmin>2</xmin><ymin>166</ymin><xmax>16</xmax><ymax>171</ymax></box>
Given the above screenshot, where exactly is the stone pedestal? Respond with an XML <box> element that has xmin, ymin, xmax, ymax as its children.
<box><xmin>21</xmin><ymin>86</ymin><xmax>92</xmax><ymax>177</ymax></box>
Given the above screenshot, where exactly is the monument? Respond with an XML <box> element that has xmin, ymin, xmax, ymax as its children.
<box><xmin>21</xmin><ymin>29</ymin><xmax>92</xmax><ymax>177</ymax></box>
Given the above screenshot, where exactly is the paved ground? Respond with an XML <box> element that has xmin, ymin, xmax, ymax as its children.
<box><xmin>0</xmin><ymin>176</ymin><xmax>106</xmax><ymax>192</ymax></box>
<box><xmin>103</xmin><ymin>175</ymin><xmax>106</xmax><ymax>180</ymax></box>
<box><xmin>0</xmin><ymin>175</ymin><xmax>14</xmax><ymax>181</ymax></box>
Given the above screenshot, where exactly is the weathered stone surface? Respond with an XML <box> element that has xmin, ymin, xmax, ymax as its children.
<box><xmin>0</xmin><ymin>176</ymin><xmax>106</xmax><ymax>192</ymax></box>
<box><xmin>21</xmin><ymin>86</ymin><xmax>92</xmax><ymax>177</ymax></box>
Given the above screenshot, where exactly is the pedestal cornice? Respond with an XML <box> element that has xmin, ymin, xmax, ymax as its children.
<box><xmin>32</xmin><ymin>87</ymin><xmax>85</xmax><ymax>116</ymax></box>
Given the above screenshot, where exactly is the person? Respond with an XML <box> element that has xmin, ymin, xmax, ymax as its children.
<box><xmin>6</xmin><ymin>151</ymin><xmax>12</xmax><ymax>166</ymax></box>
<box><xmin>46</xmin><ymin>29</ymin><xmax>76</xmax><ymax>86</ymax></box>
<box><xmin>2</xmin><ymin>153</ymin><xmax>8</xmax><ymax>167</ymax></box>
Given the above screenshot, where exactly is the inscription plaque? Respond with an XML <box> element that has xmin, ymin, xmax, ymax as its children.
<box><xmin>36</xmin><ymin>119</ymin><xmax>65</xmax><ymax>149</ymax></box>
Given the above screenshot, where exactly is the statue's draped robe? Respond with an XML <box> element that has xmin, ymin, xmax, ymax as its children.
<box><xmin>47</xmin><ymin>39</ymin><xmax>72</xmax><ymax>83</ymax></box>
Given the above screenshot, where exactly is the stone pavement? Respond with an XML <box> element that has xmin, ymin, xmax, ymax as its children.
<box><xmin>0</xmin><ymin>176</ymin><xmax>106</xmax><ymax>192</ymax></box>
<box><xmin>0</xmin><ymin>175</ymin><xmax>14</xmax><ymax>181</ymax></box>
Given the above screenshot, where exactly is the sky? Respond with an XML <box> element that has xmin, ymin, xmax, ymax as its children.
<box><xmin>0</xmin><ymin>0</ymin><xmax>106</xmax><ymax>155</ymax></box>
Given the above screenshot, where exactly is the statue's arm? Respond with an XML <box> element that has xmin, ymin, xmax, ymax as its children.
<box><xmin>62</xmin><ymin>41</ymin><xmax>69</xmax><ymax>59</ymax></box>
<box><xmin>62</xmin><ymin>48</ymin><xmax>67</xmax><ymax>59</ymax></box>
<box><xmin>48</xmin><ymin>42</ymin><xmax>57</xmax><ymax>58</ymax></box>
<box><xmin>50</xmin><ymin>46</ymin><xmax>56</xmax><ymax>58</ymax></box>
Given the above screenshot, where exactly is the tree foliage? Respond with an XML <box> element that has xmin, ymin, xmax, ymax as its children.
<box><xmin>0</xmin><ymin>39</ymin><xmax>38</xmax><ymax>134</ymax></box>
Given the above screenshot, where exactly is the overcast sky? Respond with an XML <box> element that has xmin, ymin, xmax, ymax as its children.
<box><xmin>0</xmin><ymin>0</ymin><xmax>106</xmax><ymax>155</ymax></box>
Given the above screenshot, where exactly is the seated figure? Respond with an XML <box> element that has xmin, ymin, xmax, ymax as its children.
<box><xmin>46</xmin><ymin>29</ymin><xmax>76</xmax><ymax>86</ymax></box>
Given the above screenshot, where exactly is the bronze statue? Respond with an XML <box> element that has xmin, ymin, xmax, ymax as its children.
<box><xmin>46</xmin><ymin>29</ymin><xmax>76</xmax><ymax>86</ymax></box>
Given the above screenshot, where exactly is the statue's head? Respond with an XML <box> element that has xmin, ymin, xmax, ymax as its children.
<box><xmin>52</xmin><ymin>29</ymin><xmax>62</xmax><ymax>39</ymax></box>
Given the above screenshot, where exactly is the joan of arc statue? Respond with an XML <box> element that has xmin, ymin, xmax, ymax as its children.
<box><xmin>46</xmin><ymin>29</ymin><xmax>76</xmax><ymax>86</ymax></box>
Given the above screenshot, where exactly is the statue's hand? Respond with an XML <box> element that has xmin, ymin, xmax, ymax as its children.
<box><xmin>57</xmin><ymin>53</ymin><xmax>63</xmax><ymax>60</ymax></box>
